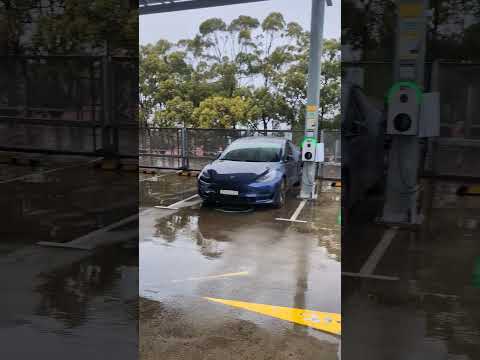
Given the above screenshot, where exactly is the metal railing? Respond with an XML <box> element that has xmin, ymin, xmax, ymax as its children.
<box><xmin>139</xmin><ymin>127</ymin><xmax>341</xmax><ymax>173</ymax></box>
<box><xmin>0</xmin><ymin>55</ymin><xmax>138</xmax><ymax>157</ymax></box>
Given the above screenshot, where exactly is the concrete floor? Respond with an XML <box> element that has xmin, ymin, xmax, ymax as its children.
<box><xmin>139</xmin><ymin>173</ymin><xmax>341</xmax><ymax>360</ymax></box>
<box><xmin>0</xmin><ymin>155</ymin><xmax>138</xmax><ymax>359</ymax></box>
<box><xmin>343</xmin><ymin>179</ymin><xmax>480</xmax><ymax>359</ymax></box>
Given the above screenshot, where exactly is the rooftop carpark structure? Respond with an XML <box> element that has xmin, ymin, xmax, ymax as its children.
<box><xmin>139</xmin><ymin>0</ymin><xmax>269</xmax><ymax>14</ymax></box>
<box><xmin>139</xmin><ymin>0</ymin><xmax>336</xmax><ymax>196</ymax></box>
<box><xmin>138</xmin><ymin>3</ymin><xmax>341</xmax><ymax>359</ymax></box>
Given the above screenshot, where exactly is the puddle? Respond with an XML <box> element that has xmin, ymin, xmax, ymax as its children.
<box><xmin>345</xmin><ymin>179</ymin><xmax>480</xmax><ymax>359</ymax></box>
<box><xmin>0</xmin><ymin>162</ymin><xmax>137</xmax><ymax>253</ymax></box>
<box><xmin>35</xmin><ymin>243</ymin><xmax>138</xmax><ymax>327</ymax></box>
<box><xmin>139</xmin><ymin>176</ymin><xmax>341</xmax><ymax>358</ymax></box>
<box><xmin>140</xmin><ymin>173</ymin><xmax>197</xmax><ymax>207</ymax></box>
<box><xmin>140</xmin><ymin>188</ymin><xmax>341</xmax><ymax>310</ymax></box>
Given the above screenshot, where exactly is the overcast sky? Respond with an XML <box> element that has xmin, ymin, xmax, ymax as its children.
<box><xmin>139</xmin><ymin>0</ymin><xmax>341</xmax><ymax>45</ymax></box>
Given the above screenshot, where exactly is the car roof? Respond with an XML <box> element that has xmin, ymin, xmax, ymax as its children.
<box><xmin>233</xmin><ymin>136</ymin><xmax>287</xmax><ymax>144</ymax></box>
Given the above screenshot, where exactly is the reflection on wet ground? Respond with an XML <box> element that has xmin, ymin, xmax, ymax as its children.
<box><xmin>140</xmin><ymin>174</ymin><xmax>341</xmax><ymax>360</ymax></box>
<box><xmin>35</xmin><ymin>243</ymin><xmax>138</xmax><ymax>329</ymax></box>
<box><xmin>0</xmin><ymin>156</ymin><xmax>138</xmax><ymax>359</ymax></box>
<box><xmin>0</xmin><ymin>159</ymin><xmax>137</xmax><ymax>254</ymax></box>
<box><xmin>1</xmin><ymin>243</ymin><xmax>138</xmax><ymax>359</ymax></box>
<box><xmin>139</xmin><ymin>171</ymin><xmax>197</xmax><ymax>209</ymax></box>
<box><xmin>343</xmin><ymin>179</ymin><xmax>480</xmax><ymax>359</ymax></box>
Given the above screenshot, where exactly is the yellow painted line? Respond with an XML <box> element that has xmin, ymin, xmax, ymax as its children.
<box><xmin>462</xmin><ymin>185</ymin><xmax>480</xmax><ymax>194</ymax></box>
<box><xmin>171</xmin><ymin>271</ymin><xmax>249</xmax><ymax>283</ymax></box>
<box><xmin>204</xmin><ymin>297</ymin><xmax>341</xmax><ymax>336</ymax></box>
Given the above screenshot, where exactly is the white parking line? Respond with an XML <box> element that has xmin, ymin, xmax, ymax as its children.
<box><xmin>360</xmin><ymin>227</ymin><xmax>398</xmax><ymax>275</ymax></box>
<box><xmin>140</xmin><ymin>175</ymin><xmax>157</xmax><ymax>182</ymax></box>
<box><xmin>341</xmin><ymin>272</ymin><xmax>399</xmax><ymax>281</ymax></box>
<box><xmin>38</xmin><ymin>212</ymin><xmax>138</xmax><ymax>250</ymax></box>
<box><xmin>171</xmin><ymin>271</ymin><xmax>249</xmax><ymax>283</ymax></box>
<box><xmin>155</xmin><ymin>194</ymin><xmax>200</xmax><ymax>210</ymax></box>
<box><xmin>0</xmin><ymin>158</ymin><xmax>101</xmax><ymax>185</ymax></box>
<box><xmin>291</xmin><ymin>200</ymin><xmax>307</xmax><ymax>221</ymax></box>
<box><xmin>139</xmin><ymin>173</ymin><xmax>174</xmax><ymax>182</ymax></box>
<box><xmin>276</xmin><ymin>200</ymin><xmax>308</xmax><ymax>223</ymax></box>
<box><xmin>341</xmin><ymin>227</ymin><xmax>400</xmax><ymax>281</ymax></box>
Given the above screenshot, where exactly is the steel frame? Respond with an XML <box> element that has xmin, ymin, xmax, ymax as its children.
<box><xmin>139</xmin><ymin>0</ymin><xmax>268</xmax><ymax>15</ymax></box>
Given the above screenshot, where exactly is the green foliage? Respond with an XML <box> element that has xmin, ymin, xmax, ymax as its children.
<box><xmin>319</xmin><ymin>39</ymin><xmax>341</xmax><ymax>122</ymax></box>
<box><xmin>31</xmin><ymin>0</ymin><xmax>138</xmax><ymax>55</ymax></box>
<box><xmin>192</xmin><ymin>96</ymin><xmax>260</xmax><ymax>129</ymax></box>
<box><xmin>154</xmin><ymin>97</ymin><xmax>194</xmax><ymax>127</ymax></box>
<box><xmin>261</xmin><ymin>12</ymin><xmax>286</xmax><ymax>32</ymax></box>
<box><xmin>140</xmin><ymin>12</ymin><xmax>341</xmax><ymax>130</ymax></box>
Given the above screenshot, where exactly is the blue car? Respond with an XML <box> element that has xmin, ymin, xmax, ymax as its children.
<box><xmin>198</xmin><ymin>136</ymin><xmax>302</xmax><ymax>208</ymax></box>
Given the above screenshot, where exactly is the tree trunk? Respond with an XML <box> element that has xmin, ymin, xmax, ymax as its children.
<box><xmin>262</xmin><ymin>117</ymin><xmax>268</xmax><ymax>133</ymax></box>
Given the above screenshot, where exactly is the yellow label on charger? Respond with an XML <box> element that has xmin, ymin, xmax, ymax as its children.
<box><xmin>399</xmin><ymin>4</ymin><xmax>423</xmax><ymax>18</ymax></box>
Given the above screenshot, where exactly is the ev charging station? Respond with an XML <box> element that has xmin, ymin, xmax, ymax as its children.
<box><xmin>141</xmin><ymin>0</ymin><xmax>331</xmax><ymax>203</ymax></box>
<box><xmin>302</xmin><ymin>138</ymin><xmax>325</xmax><ymax>163</ymax></box>
<box><xmin>380</xmin><ymin>0</ymin><xmax>440</xmax><ymax>225</ymax></box>
<box><xmin>299</xmin><ymin>0</ymin><xmax>332</xmax><ymax>201</ymax></box>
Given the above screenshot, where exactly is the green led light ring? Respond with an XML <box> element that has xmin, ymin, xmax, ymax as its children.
<box><xmin>301</xmin><ymin>137</ymin><xmax>317</xmax><ymax>148</ymax></box>
<box><xmin>386</xmin><ymin>81</ymin><xmax>423</xmax><ymax>104</ymax></box>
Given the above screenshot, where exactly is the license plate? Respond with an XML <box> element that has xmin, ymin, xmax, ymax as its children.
<box><xmin>220</xmin><ymin>189</ymin><xmax>239</xmax><ymax>196</ymax></box>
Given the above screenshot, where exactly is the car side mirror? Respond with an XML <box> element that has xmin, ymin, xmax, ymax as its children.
<box><xmin>216</xmin><ymin>151</ymin><xmax>222</xmax><ymax>159</ymax></box>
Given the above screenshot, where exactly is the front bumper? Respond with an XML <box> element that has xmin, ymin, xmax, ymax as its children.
<box><xmin>198</xmin><ymin>179</ymin><xmax>278</xmax><ymax>205</ymax></box>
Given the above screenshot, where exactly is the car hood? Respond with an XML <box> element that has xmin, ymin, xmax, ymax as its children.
<box><xmin>203</xmin><ymin>160</ymin><xmax>280</xmax><ymax>183</ymax></box>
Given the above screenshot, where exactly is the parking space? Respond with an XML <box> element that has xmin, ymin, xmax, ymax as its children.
<box><xmin>0</xmin><ymin>155</ymin><xmax>137</xmax><ymax>254</ymax></box>
<box><xmin>343</xmin><ymin>179</ymin><xmax>480</xmax><ymax>359</ymax></box>
<box><xmin>0</xmin><ymin>152</ymin><xmax>139</xmax><ymax>358</ymax></box>
<box><xmin>139</xmin><ymin>173</ymin><xmax>341</xmax><ymax>360</ymax></box>
<box><xmin>139</xmin><ymin>171</ymin><xmax>198</xmax><ymax>210</ymax></box>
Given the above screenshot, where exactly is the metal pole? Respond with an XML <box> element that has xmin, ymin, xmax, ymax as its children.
<box><xmin>181</xmin><ymin>127</ymin><xmax>188</xmax><ymax>170</ymax></box>
<box><xmin>102</xmin><ymin>47</ymin><xmax>111</xmax><ymax>156</ymax></box>
<box><xmin>381</xmin><ymin>0</ymin><xmax>428</xmax><ymax>224</ymax></box>
<box><xmin>300</xmin><ymin>0</ymin><xmax>329</xmax><ymax>199</ymax></box>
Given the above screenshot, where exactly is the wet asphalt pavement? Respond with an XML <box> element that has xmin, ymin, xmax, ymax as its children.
<box><xmin>0</xmin><ymin>155</ymin><xmax>138</xmax><ymax>359</ymax></box>
<box><xmin>139</xmin><ymin>172</ymin><xmax>341</xmax><ymax>360</ymax></box>
<box><xmin>343</xmin><ymin>179</ymin><xmax>480</xmax><ymax>359</ymax></box>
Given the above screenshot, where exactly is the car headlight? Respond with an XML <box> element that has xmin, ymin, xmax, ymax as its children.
<box><xmin>199</xmin><ymin>169</ymin><xmax>211</xmax><ymax>182</ymax></box>
<box><xmin>256</xmin><ymin>170</ymin><xmax>277</xmax><ymax>182</ymax></box>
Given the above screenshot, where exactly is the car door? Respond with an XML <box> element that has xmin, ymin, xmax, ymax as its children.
<box><xmin>291</xmin><ymin>142</ymin><xmax>302</xmax><ymax>181</ymax></box>
<box><xmin>284</xmin><ymin>141</ymin><xmax>296</xmax><ymax>187</ymax></box>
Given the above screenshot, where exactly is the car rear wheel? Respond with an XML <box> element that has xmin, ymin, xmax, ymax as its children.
<box><xmin>273</xmin><ymin>179</ymin><xmax>287</xmax><ymax>209</ymax></box>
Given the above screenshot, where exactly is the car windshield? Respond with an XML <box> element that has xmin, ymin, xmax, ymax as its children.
<box><xmin>220</xmin><ymin>141</ymin><xmax>283</xmax><ymax>162</ymax></box>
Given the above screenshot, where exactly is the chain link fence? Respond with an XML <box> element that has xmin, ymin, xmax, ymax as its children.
<box><xmin>140</xmin><ymin>127</ymin><xmax>182</xmax><ymax>168</ymax></box>
<box><xmin>0</xmin><ymin>55</ymin><xmax>138</xmax><ymax>156</ymax></box>
<box><xmin>139</xmin><ymin>127</ymin><xmax>341</xmax><ymax>178</ymax></box>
